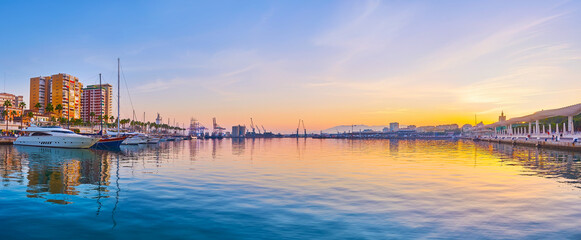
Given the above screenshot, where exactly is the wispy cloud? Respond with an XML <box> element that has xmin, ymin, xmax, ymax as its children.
<box><xmin>137</xmin><ymin>78</ymin><xmax>189</xmax><ymax>93</ymax></box>
<box><xmin>423</xmin><ymin>12</ymin><xmax>568</xmax><ymax>71</ymax></box>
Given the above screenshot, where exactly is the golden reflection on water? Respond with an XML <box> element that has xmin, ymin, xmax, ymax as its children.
<box><xmin>1</xmin><ymin>139</ymin><xmax>580</xmax><ymax>206</ymax></box>
<box><xmin>2</xmin><ymin>139</ymin><xmax>581</xmax><ymax>238</ymax></box>
<box><xmin>1</xmin><ymin>146</ymin><xmax>113</xmax><ymax>204</ymax></box>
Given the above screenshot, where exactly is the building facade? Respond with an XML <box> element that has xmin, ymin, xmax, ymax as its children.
<box><xmin>231</xmin><ymin>125</ymin><xmax>246</xmax><ymax>137</ymax></box>
<box><xmin>29</xmin><ymin>76</ymin><xmax>51</xmax><ymax>113</ymax></box>
<box><xmin>30</xmin><ymin>73</ymin><xmax>83</xmax><ymax>119</ymax></box>
<box><xmin>0</xmin><ymin>92</ymin><xmax>25</xmax><ymax>121</ymax></box>
<box><xmin>389</xmin><ymin>122</ymin><xmax>399</xmax><ymax>132</ymax></box>
<box><xmin>499</xmin><ymin>111</ymin><xmax>506</xmax><ymax>122</ymax></box>
<box><xmin>81</xmin><ymin>84</ymin><xmax>113</xmax><ymax>123</ymax></box>
<box><xmin>0</xmin><ymin>92</ymin><xmax>24</xmax><ymax>107</ymax></box>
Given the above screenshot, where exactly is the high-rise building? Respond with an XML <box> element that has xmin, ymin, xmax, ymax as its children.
<box><xmin>81</xmin><ymin>84</ymin><xmax>113</xmax><ymax>123</ymax></box>
<box><xmin>29</xmin><ymin>76</ymin><xmax>51</xmax><ymax>113</ymax></box>
<box><xmin>30</xmin><ymin>73</ymin><xmax>83</xmax><ymax>119</ymax></box>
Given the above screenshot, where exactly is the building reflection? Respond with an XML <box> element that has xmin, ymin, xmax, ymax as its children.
<box><xmin>473</xmin><ymin>141</ymin><xmax>581</xmax><ymax>184</ymax></box>
<box><xmin>14</xmin><ymin>146</ymin><xmax>111</xmax><ymax>205</ymax></box>
<box><xmin>0</xmin><ymin>145</ymin><xmax>24</xmax><ymax>185</ymax></box>
<box><xmin>389</xmin><ymin>139</ymin><xmax>399</xmax><ymax>154</ymax></box>
<box><xmin>231</xmin><ymin>138</ymin><xmax>245</xmax><ymax>156</ymax></box>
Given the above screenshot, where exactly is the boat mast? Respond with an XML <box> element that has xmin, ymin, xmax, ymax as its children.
<box><xmin>117</xmin><ymin>58</ymin><xmax>120</xmax><ymax>133</ymax></box>
<box><xmin>99</xmin><ymin>73</ymin><xmax>103</xmax><ymax>134</ymax></box>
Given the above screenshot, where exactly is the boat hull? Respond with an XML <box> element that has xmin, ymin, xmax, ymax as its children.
<box><xmin>122</xmin><ymin>136</ymin><xmax>148</xmax><ymax>145</ymax></box>
<box><xmin>91</xmin><ymin>136</ymin><xmax>129</xmax><ymax>150</ymax></box>
<box><xmin>14</xmin><ymin>136</ymin><xmax>99</xmax><ymax>149</ymax></box>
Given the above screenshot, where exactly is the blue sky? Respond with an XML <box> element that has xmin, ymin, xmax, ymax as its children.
<box><xmin>1</xmin><ymin>0</ymin><xmax>580</xmax><ymax>132</ymax></box>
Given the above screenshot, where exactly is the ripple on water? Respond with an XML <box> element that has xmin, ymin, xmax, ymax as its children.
<box><xmin>1</xmin><ymin>139</ymin><xmax>581</xmax><ymax>239</ymax></box>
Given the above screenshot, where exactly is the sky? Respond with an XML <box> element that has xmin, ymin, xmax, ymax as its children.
<box><xmin>0</xmin><ymin>0</ymin><xmax>580</xmax><ymax>133</ymax></box>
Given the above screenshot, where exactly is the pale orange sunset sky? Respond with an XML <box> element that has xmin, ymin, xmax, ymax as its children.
<box><xmin>1</xmin><ymin>0</ymin><xmax>580</xmax><ymax>132</ymax></box>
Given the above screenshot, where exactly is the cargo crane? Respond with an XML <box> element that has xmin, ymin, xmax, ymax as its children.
<box><xmin>297</xmin><ymin>119</ymin><xmax>307</xmax><ymax>137</ymax></box>
<box><xmin>212</xmin><ymin>117</ymin><xmax>226</xmax><ymax>138</ymax></box>
<box><xmin>189</xmin><ymin>118</ymin><xmax>207</xmax><ymax>138</ymax></box>
<box><xmin>302</xmin><ymin>120</ymin><xmax>307</xmax><ymax>137</ymax></box>
<box><xmin>255</xmin><ymin>120</ymin><xmax>261</xmax><ymax>134</ymax></box>
<box><xmin>250</xmin><ymin>118</ymin><xmax>256</xmax><ymax>135</ymax></box>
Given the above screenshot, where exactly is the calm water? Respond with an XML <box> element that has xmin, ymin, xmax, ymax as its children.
<box><xmin>2</xmin><ymin>139</ymin><xmax>581</xmax><ymax>239</ymax></box>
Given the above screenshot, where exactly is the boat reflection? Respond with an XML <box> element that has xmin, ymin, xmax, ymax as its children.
<box><xmin>13</xmin><ymin>145</ymin><xmax>112</xmax><ymax>204</ymax></box>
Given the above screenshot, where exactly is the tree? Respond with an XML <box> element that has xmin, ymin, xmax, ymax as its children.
<box><xmin>18</xmin><ymin>102</ymin><xmax>26</xmax><ymax>129</ymax></box>
<box><xmin>27</xmin><ymin>111</ymin><xmax>34</xmax><ymax>126</ymax></box>
<box><xmin>34</xmin><ymin>102</ymin><xmax>42</xmax><ymax>112</ymax></box>
<box><xmin>89</xmin><ymin>112</ymin><xmax>95</xmax><ymax>127</ymax></box>
<box><xmin>45</xmin><ymin>103</ymin><xmax>54</xmax><ymax>124</ymax></box>
<box><xmin>2</xmin><ymin>110</ymin><xmax>7</xmax><ymax>134</ymax></box>
<box><xmin>3</xmin><ymin>100</ymin><xmax>12</xmax><ymax>113</ymax></box>
<box><xmin>45</xmin><ymin>103</ymin><xmax>54</xmax><ymax>114</ymax></box>
<box><xmin>3</xmin><ymin>100</ymin><xmax>12</xmax><ymax>133</ymax></box>
<box><xmin>55</xmin><ymin>104</ymin><xmax>63</xmax><ymax>125</ymax></box>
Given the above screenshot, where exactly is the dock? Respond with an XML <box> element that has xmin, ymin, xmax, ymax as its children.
<box><xmin>471</xmin><ymin>137</ymin><xmax>581</xmax><ymax>152</ymax></box>
<box><xmin>0</xmin><ymin>137</ymin><xmax>16</xmax><ymax>145</ymax></box>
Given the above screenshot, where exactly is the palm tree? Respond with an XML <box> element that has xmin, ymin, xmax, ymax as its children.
<box><xmin>34</xmin><ymin>102</ymin><xmax>42</xmax><ymax>112</ymax></box>
<box><xmin>1</xmin><ymin>110</ymin><xmax>7</xmax><ymax>134</ymax></box>
<box><xmin>3</xmin><ymin>100</ymin><xmax>12</xmax><ymax>132</ymax></box>
<box><xmin>55</xmin><ymin>104</ymin><xmax>63</xmax><ymax>125</ymax></box>
<box><xmin>27</xmin><ymin>111</ymin><xmax>34</xmax><ymax>126</ymax></box>
<box><xmin>45</xmin><ymin>103</ymin><xmax>54</xmax><ymax>124</ymax></box>
<box><xmin>18</xmin><ymin>102</ymin><xmax>26</xmax><ymax>129</ymax></box>
<box><xmin>89</xmin><ymin>112</ymin><xmax>96</xmax><ymax>129</ymax></box>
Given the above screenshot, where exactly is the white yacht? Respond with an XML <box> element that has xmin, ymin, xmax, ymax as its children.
<box><xmin>147</xmin><ymin>136</ymin><xmax>160</xmax><ymax>144</ymax></box>
<box><xmin>109</xmin><ymin>131</ymin><xmax>148</xmax><ymax>145</ymax></box>
<box><xmin>123</xmin><ymin>133</ymin><xmax>148</xmax><ymax>145</ymax></box>
<box><xmin>14</xmin><ymin>126</ymin><xmax>100</xmax><ymax>149</ymax></box>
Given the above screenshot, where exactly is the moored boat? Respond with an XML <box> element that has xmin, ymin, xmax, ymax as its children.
<box><xmin>14</xmin><ymin>126</ymin><xmax>99</xmax><ymax>149</ymax></box>
<box><xmin>147</xmin><ymin>136</ymin><xmax>160</xmax><ymax>144</ymax></box>
<box><xmin>91</xmin><ymin>135</ymin><xmax>130</xmax><ymax>149</ymax></box>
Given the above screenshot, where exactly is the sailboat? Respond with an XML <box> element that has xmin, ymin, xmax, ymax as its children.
<box><xmin>91</xmin><ymin>60</ymin><xmax>130</xmax><ymax>149</ymax></box>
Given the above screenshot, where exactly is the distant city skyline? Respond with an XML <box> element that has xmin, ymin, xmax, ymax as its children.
<box><xmin>1</xmin><ymin>0</ymin><xmax>580</xmax><ymax>132</ymax></box>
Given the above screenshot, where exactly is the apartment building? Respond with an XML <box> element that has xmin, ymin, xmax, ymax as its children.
<box><xmin>30</xmin><ymin>73</ymin><xmax>83</xmax><ymax>119</ymax></box>
<box><xmin>81</xmin><ymin>84</ymin><xmax>113</xmax><ymax>123</ymax></box>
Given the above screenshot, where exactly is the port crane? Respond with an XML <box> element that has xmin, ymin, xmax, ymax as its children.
<box><xmin>256</xmin><ymin>120</ymin><xmax>261</xmax><ymax>134</ymax></box>
<box><xmin>189</xmin><ymin>118</ymin><xmax>207</xmax><ymax>137</ymax></box>
<box><xmin>250</xmin><ymin>118</ymin><xmax>256</xmax><ymax>135</ymax></box>
<box><xmin>212</xmin><ymin>117</ymin><xmax>226</xmax><ymax>136</ymax></box>
<box><xmin>297</xmin><ymin>119</ymin><xmax>307</xmax><ymax>137</ymax></box>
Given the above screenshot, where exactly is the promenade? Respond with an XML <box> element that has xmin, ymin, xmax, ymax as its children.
<box><xmin>467</xmin><ymin>103</ymin><xmax>581</xmax><ymax>151</ymax></box>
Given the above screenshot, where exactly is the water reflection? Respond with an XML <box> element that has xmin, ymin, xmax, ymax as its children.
<box><xmin>1</xmin><ymin>146</ymin><xmax>23</xmax><ymax>186</ymax></box>
<box><xmin>3</xmin><ymin>139</ymin><xmax>581</xmax><ymax>238</ymax></box>
<box><xmin>473</xmin><ymin>141</ymin><xmax>581</xmax><ymax>185</ymax></box>
<box><xmin>12</xmin><ymin>146</ymin><xmax>110</xmax><ymax>204</ymax></box>
<box><xmin>231</xmin><ymin>138</ymin><xmax>245</xmax><ymax>156</ymax></box>
<box><xmin>2</xmin><ymin>140</ymin><xmax>581</xmax><ymax>206</ymax></box>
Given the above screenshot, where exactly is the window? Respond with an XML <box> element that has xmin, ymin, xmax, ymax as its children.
<box><xmin>51</xmin><ymin>130</ymin><xmax>74</xmax><ymax>134</ymax></box>
<box><xmin>31</xmin><ymin>132</ymin><xmax>51</xmax><ymax>136</ymax></box>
